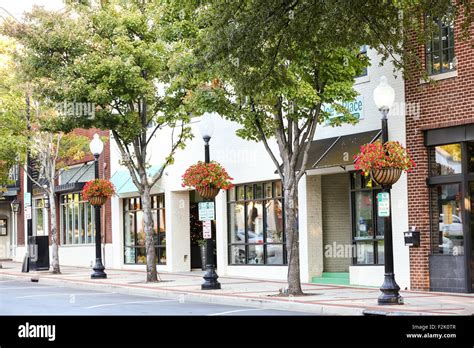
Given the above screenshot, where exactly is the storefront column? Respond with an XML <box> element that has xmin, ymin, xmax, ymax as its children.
<box><xmin>215</xmin><ymin>190</ymin><xmax>227</xmax><ymax>274</ymax></box>
<box><xmin>299</xmin><ymin>174</ymin><xmax>324</xmax><ymax>282</ymax></box>
<box><xmin>166</xmin><ymin>191</ymin><xmax>190</xmax><ymax>272</ymax></box>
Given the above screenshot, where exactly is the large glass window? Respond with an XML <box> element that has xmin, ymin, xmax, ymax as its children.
<box><xmin>227</xmin><ymin>181</ymin><xmax>286</xmax><ymax>265</ymax></box>
<box><xmin>430</xmin><ymin>184</ymin><xmax>464</xmax><ymax>255</ymax></box>
<box><xmin>429</xmin><ymin>143</ymin><xmax>462</xmax><ymax>176</ymax></box>
<box><xmin>123</xmin><ymin>195</ymin><xmax>166</xmax><ymax>265</ymax></box>
<box><xmin>351</xmin><ymin>172</ymin><xmax>385</xmax><ymax>265</ymax></box>
<box><xmin>60</xmin><ymin>193</ymin><xmax>95</xmax><ymax>245</ymax></box>
<box><xmin>426</xmin><ymin>15</ymin><xmax>456</xmax><ymax>75</ymax></box>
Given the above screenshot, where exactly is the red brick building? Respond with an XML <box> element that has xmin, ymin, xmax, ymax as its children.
<box><xmin>406</xmin><ymin>12</ymin><xmax>474</xmax><ymax>292</ymax></box>
<box><xmin>11</xmin><ymin>128</ymin><xmax>112</xmax><ymax>268</ymax></box>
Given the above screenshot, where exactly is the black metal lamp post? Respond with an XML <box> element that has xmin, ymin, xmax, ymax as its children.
<box><xmin>373</xmin><ymin>76</ymin><xmax>403</xmax><ymax>305</ymax></box>
<box><xmin>90</xmin><ymin>134</ymin><xmax>107</xmax><ymax>279</ymax></box>
<box><xmin>199</xmin><ymin>113</ymin><xmax>221</xmax><ymax>290</ymax></box>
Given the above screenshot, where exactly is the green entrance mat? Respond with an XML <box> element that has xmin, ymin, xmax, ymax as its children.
<box><xmin>311</xmin><ymin>272</ymin><xmax>350</xmax><ymax>285</ymax></box>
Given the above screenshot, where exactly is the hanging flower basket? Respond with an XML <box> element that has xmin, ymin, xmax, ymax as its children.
<box><xmin>182</xmin><ymin>161</ymin><xmax>234</xmax><ymax>198</ymax></box>
<box><xmin>354</xmin><ymin>140</ymin><xmax>415</xmax><ymax>186</ymax></box>
<box><xmin>82</xmin><ymin>179</ymin><xmax>116</xmax><ymax>206</ymax></box>
<box><xmin>370</xmin><ymin>168</ymin><xmax>402</xmax><ymax>186</ymax></box>
<box><xmin>88</xmin><ymin>195</ymin><xmax>108</xmax><ymax>206</ymax></box>
<box><xmin>196</xmin><ymin>186</ymin><xmax>220</xmax><ymax>199</ymax></box>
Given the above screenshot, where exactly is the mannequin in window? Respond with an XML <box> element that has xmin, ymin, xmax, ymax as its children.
<box><xmin>266</xmin><ymin>200</ymin><xmax>282</xmax><ymax>242</ymax></box>
<box><xmin>248</xmin><ymin>203</ymin><xmax>258</xmax><ymax>234</ymax></box>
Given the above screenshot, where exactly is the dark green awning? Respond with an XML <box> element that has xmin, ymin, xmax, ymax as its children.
<box><xmin>299</xmin><ymin>129</ymin><xmax>381</xmax><ymax>171</ymax></box>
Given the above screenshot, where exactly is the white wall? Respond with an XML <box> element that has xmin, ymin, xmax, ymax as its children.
<box><xmin>103</xmin><ymin>47</ymin><xmax>411</xmax><ymax>289</ymax></box>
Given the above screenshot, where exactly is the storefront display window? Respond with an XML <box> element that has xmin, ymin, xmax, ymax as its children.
<box><xmin>60</xmin><ymin>193</ymin><xmax>95</xmax><ymax>245</ymax></box>
<box><xmin>227</xmin><ymin>181</ymin><xmax>286</xmax><ymax>265</ymax></box>
<box><xmin>351</xmin><ymin>172</ymin><xmax>385</xmax><ymax>265</ymax></box>
<box><xmin>430</xmin><ymin>184</ymin><xmax>464</xmax><ymax>255</ymax></box>
<box><xmin>123</xmin><ymin>195</ymin><xmax>166</xmax><ymax>265</ymax></box>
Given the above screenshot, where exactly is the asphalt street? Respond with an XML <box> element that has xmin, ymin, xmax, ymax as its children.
<box><xmin>0</xmin><ymin>277</ymin><xmax>308</xmax><ymax>315</ymax></box>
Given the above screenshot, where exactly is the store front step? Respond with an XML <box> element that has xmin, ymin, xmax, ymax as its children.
<box><xmin>311</xmin><ymin>272</ymin><xmax>350</xmax><ymax>285</ymax></box>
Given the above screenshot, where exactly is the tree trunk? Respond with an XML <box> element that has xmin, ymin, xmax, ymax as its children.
<box><xmin>49</xmin><ymin>192</ymin><xmax>60</xmax><ymax>274</ymax></box>
<box><xmin>283</xmin><ymin>171</ymin><xmax>303</xmax><ymax>295</ymax></box>
<box><xmin>141</xmin><ymin>186</ymin><xmax>158</xmax><ymax>282</ymax></box>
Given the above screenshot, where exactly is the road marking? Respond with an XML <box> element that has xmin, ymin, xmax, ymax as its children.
<box><xmin>0</xmin><ymin>280</ymin><xmax>18</xmax><ymax>283</ymax></box>
<box><xmin>85</xmin><ymin>299</ymin><xmax>178</xmax><ymax>309</ymax></box>
<box><xmin>207</xmin><ymin>308</ymin><xmax>264</xmax><ymax>316</ymax></box>
<box><xmin>0</xmin><ymin>286</ymin><xmax>58</xmax><ymax>290</ymax></box>
<box><xmin>16</xmin><ymin>292</ymin><xmax>116</xmax><ymax>299</ymax></box>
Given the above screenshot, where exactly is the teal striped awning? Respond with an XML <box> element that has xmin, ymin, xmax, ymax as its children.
<box><xmin>110</xmin><ymin>166</ymin><xmax>161</xmax><ymax>195</ymax></box>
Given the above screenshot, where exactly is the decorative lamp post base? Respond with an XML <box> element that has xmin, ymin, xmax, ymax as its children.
<box><xmin>201</xmin><ymin>265</ymin><xmax>221</xmax><ymax>290</ymax></box>
<box><xmin>378</xmin><ymin>273</ymin><xmax>403</xmax><ymax>305</ymax></box>
<box><xmin>91</xmin><ymin>258</ymin><xmax>107</xmax><ymax>279</ymax></box>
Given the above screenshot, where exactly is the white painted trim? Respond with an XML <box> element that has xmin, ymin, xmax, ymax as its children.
<box><xmin>354</xmin><ymin>74</ymin><xmax>370</xmax><ymax>85</ymax></box>
<box><xmin>420</xmin><ymin>70</ymin><xmax>458</xmax><ymax>84</ymax></box>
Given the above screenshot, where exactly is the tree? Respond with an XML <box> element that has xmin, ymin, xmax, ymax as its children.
<box><xmin>188</xmin><ymin>0</ymin><xmax>473</xmax><ymax>295</ymax></box>
<box><xmin>3</xmin><ymin>1</ymin><xmax>197</xmax><ymax>281</ymax></box>
<box><xmin>25</xmin><ymin>127</ymin><xmax>90</xmax><ymax>274</ymax></box>
<box><xmin>0</xmin><ymin>36</ymin><xmax>90</xmax><ymax>274</ymax></box>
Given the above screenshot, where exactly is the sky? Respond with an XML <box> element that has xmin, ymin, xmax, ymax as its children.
<box><xmin>0</xmin><ymin>0</ymin><xmax>64</xmax><ymax>22</ymax></box>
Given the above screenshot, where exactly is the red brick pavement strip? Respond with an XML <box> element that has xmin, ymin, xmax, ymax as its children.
<box><xmin>229</xmin><ymin>287</ymin><xmax>342</xmax><ymax>294</ymax></box>
<box><xmin>304</xmin><ymin>295</ymin><xmax>439</xmax><ymax>302</ymax></box>
<box><xmin>3</xmin><ymin>271</ymin><xmax>467</xmax><ymax>315</ymax></box>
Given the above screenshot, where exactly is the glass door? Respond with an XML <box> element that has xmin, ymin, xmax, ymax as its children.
<box><xmin>469</xmin><ymin>183</ymin><xmax>474</xmax><ymax>291</ymax></box>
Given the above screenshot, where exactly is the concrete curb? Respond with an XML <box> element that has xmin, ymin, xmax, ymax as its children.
<box><xmin>0</xmin><ymin>272</ymin><xmax>369</xmax><ymax>315</ymax></box>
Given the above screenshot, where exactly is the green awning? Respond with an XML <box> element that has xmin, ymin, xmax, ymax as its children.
<box><xmin>298</xmin><ymin>129</ymin><xmax>381</xmax><ymax>171</ymax></box>
<box><xmin>111</xmin><ymin>165</ymin><xmax>161</xmax><ymax>195</ymax></box>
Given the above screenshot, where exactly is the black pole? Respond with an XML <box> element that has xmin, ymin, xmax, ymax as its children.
<box><xmin>22</xmin><ymin>94</ymin><xmax>32</xmax><ymax>273</ymax></box>
<box><xmin>378</xmin><ymin>111</ymin><xmax>402</xmax><ymax>305</ymax></box>
<box><xmin>201</xmin><ymin>137</ymin><xmax>221</xmax><ymax>290</ymax></box>
<box><xmin>91</xmin><ymin>153</ymin><xmax>107</xmax><ymax>279</ymax></box>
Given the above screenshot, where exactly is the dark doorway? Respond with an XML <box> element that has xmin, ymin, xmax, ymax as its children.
<box><xmin>189</xmin><ymin>191</ymin><xmax>217</xmax><ymax>270</ymax></box>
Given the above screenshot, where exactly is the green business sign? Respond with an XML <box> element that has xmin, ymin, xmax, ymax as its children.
<box><xmin>323</xmin><ymin>96</ymin><xmax>364</xmax><ymax>124</ymax></box>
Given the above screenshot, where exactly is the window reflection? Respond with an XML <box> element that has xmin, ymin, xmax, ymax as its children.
<box><xmin>354</xmin><ymin>191</ymin><xmax>373</xmax><ymax>239</ymax></box>
<box><xmin>429</xmin><ymin>144</ymin><xmax>462</xmax><ymax>176</ymax></box>
<box><xmin>227</xmin><ymin>181</ymin><xmax>286</xmax><ymax>265</ymax></box>
<box><xmin>430</xmin><ymin>184</ymin><xmax>464</xmax><ymax>255</ymax></box>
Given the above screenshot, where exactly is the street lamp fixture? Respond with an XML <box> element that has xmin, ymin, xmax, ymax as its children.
<box><xmin>90</xmin><ymin>134</ymin><xmax>107</xmax><ymax>279</ymax></box>
<box><xmin>10</xmin><ymin>199</ymin><xmax>20</xmax><ymax>213</ymax></box>
<box><xmin>373</xmin><ymin>76</ymin><xmax>402</xmax><ymax>305</ymax></box>
<box><xmin>43</xmin><ymin>195</ymin><xmax>50</xmax><ymax>209</ymax></box>
<box><xmin>199</xmin><ymin>112</ymin><xmax>221</xmax><ymax>290</ymax></box>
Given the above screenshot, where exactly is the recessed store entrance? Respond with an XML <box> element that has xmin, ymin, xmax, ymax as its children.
<box><xmin>189</xmin><ymin>191</ymin><xmax>216</xmax><ymax>270</ymax></box>
<box><xmin>426</xmin><ymin>133</ymin><xmax>474</xmax><ymax>293</ymax></box>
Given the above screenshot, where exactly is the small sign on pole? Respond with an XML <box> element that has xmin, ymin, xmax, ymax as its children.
<box><xmin>203</xmin><ymin>220</ymin><xmax>212</xmax><ymax>239</ymax></box>
<box><xmin>24</xmin><ymin>192</ymin><xmax>31</xmax><ymax>208</ymax></box>
<box><xmin>198</xmin><ymin>202</ymin><xmax>215</xmax><ymax>221</ymax></box>
<box><xmin>25</xmin><ymin>206</ymin><xmax>32</xmax><ymax>220</ymax></box>
<box><xmin>377</xmin><ymin>192</ymin><xmax>390</xmax><ymax>217</ymax></box>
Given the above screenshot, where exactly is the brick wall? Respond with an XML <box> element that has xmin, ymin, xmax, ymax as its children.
<box><xmin>405</xmin><ymin>12</ymin><xmax>474</xmax><ymax>290</ymax></box>
<box><xmin>322</xmin><ymin>173</ymin><xmax>351</xmax><ymax>272</ymax></box>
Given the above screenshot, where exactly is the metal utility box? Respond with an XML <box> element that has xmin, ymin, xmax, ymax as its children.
<box><xmin>404</xmin><ymin>230</ymin><xmax>420</xmax><ymax>247</ymax></box>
